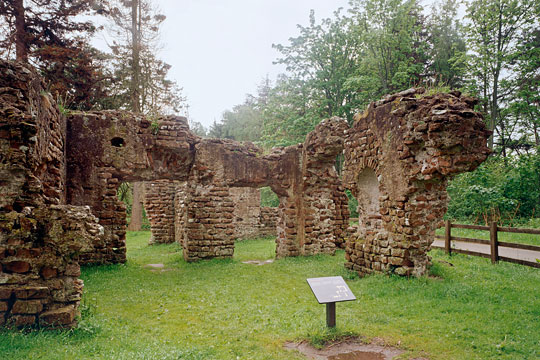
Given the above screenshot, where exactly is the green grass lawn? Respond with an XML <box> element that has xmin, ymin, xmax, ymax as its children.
<box><xmin>1</xmin><ymin>231</ymin><xmax>539</xmax><ymax>359</ymax></box>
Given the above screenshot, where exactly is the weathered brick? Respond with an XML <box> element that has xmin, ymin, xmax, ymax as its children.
<box><xmin>39</xmin><ymin>305</ymin><xmax>76</xmax><ymax>327</ymax></box>
<box><xmin>12</xmin><ymin>300</ymin><xmax>43</xmax><ymax>314</ymax></box>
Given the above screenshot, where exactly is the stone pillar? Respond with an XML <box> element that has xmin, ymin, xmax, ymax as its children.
<box><xmin>182</xmin><ymin>183</ymin><xmax>235</xmax><ymax>261</ymax></box>
<box><xmin>78</xmin><ymin>168</ymin><xmax>126</xmax><ymax>265</ymax></box>
<box><xmin>300</xmin><ymin>117</ymin><xmax>350</xmax><ymax>255</ymax></box>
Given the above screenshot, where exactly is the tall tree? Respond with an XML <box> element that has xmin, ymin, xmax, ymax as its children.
<box><xmin>108</xmin><ymin>0</ymin><xmax>184</xmax><ymax>231</ymax></box>
<box><xmin>349</xmin><ymin>0</ymin><xmax>428</xmax><ymax>94</ymax></box>
<box><xmin>426</xmin><ymin>0</ymin><xmax>467</xmax><ymax>87</ymax></box>
<box><xmin>508</xmin><ymin>28</ymin><xmax>540</xmax><ymax>149</ymax></box>
<box><xmin>211</xmin><ymin>78</ymin><xmax>271</xmax><ymax>142</ymax></box>
<box><xmin>273</xmin><ymin>9</ymin><xmax>363</xmax><ymax>124</ymax></box>
<box><xmin>465</xmin><ymin>0</ymin><xmax>537</xmax><ymax>150</ymax></box>
<box><xmin>107</xmin><ymin>0</ymin><xmax>184</xmax><ymax>115</ymax></box>
<box><xmin>0</xmin><ymin>0</ymin><xmax>111</xmax><ymax>110</ymax></box>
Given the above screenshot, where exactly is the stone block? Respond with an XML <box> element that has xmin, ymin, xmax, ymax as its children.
<box><xmin>39</xmin><ymin>305</ymin><xmax>76</xmax><ymax>326</ymax></box>
<box><xmin>14</xmin><ymin>286</ymin><xmax>49</xmax><ymax>299</ymax></box>
<box><xmin>12</xmin><ymin>300</ymin><xmax>43</xmax><ymax>314</ymax></box>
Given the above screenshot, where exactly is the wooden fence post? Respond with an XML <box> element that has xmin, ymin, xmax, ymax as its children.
<box><xmin>445</xmin><ymin>220</ymin><xmax>451</xmax><ymax>255</ymax></box>
<box><xmin>490</xmin><ymin>221</ymin><xmax>499</xmax><ymax>264</ymax></box>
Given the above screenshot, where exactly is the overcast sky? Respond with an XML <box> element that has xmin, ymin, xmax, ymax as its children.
<box><xmin>155</xmin><ymin>0</ymin><xmax>351</xmax><ymax>128</ymax></box>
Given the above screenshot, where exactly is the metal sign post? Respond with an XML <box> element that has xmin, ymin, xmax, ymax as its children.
<box><xmin>306</xmin><ymin>276</ymin><xmax>356</xmax><ymax>328</ymax></box>
<box><xmin>326</xmin><ymin>302</ymin><xmax>336</xmax><ymax>327</ymax></box>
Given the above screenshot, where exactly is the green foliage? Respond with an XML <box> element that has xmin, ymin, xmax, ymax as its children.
<box><xmin>206</xmin><ymin>78</ymin><xmax>270</xmax><ymax>143</ymax></box>
<box><xmin>189</xmin><ymin>120</ymin><xmax>207</xmax><ymax>137</ymax></box>
<box><xmin>425</xmin><ymin>0</ymin><xmax>467</xmax><ymax>88</ymax></box>
<box><xmin>345</xmin><ymin>189</ymin><xmax>359</xmax><ymax>218</ymax></box>
<box><xmin>260</xmin><ymin>0</ymin><xmax>460</xmax><ymax>148</ymax></box>
<box><xmin>151</xmin><ymin>118</ymin><xmax>159</xmax><ymax>135</ymax></box>
<box><xmin>464</xmin><ymin>0</ymin><xmax>539</xmax><ymax>151</ymax></box>
<box><xmin>260</xmin><ymin>187</ymin><xmax>279</xmax><ymax>207</ymax></box>
<box><xmin>447</xmin><ymin>154</ymin><xmax>540</xmax><ymax>223</ymax></box>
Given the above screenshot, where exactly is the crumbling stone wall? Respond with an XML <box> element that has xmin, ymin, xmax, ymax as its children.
<box><xmin>144</xmin><ymin>184</ymin><xmax>278</xmax><ymax>246</ymax></box>
<box><xmin>66</xmin><ymin>112</ymin><xmax>197</xmax><ymax>264</ymax></box>
<box><xmin>179</xmin><ymin>122</ymin><xmax>350</xmax><ymax>259</ymax></box>
<box><xmin>144</xmin><ymin>180</ymin><xmax>178</xmax><ymax>244</ymax></box>
<box><xmin>343</xmin><ymin>88</ymin><xmax>491</xmax><ymax>276</ymax></box>
<box><xmin>300</xmin><ymin>118</ymin><xmax>350</xmax><ymax>254</ymax></box>
<box><xmin>0</xmin><ymin>61</ymin><xmax>102</xmax><ymax>328</ymax></box>
<box><xmin>230</xmin><ymin>187</ymin><xmax>263</xmax><ymax>240</ymax></box>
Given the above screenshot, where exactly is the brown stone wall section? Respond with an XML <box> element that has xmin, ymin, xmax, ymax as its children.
<box><xmin>0</xmin><ymin>60</ymin><xmax>100</xmax><ymax>328</ymax></box>
<box><xmin>66</xmin><ymin>112</ymin><xmax>197</xmax><ymax>264</ymax></box>
<box><xmin>182</xmin><ymin>183</ymin><xmax>235</xmax><ymax>261</ymax></box>
<box><xmin>343</xmin><ymin>88</ymin><xmax>491</xmax><ymax>276</ymax></box>
<box><xmin>259</xmin><ymin>207</ymin><xmax>278</xmax><ymax>237</ymax></box>
<box><xmin>301</xmin><ymin>118</ymin><xmax>350</xmax><ymax>254</ymax></box>
<box><xmin>144</xmin><ymin>180</ymin><xmax>179</xmax><ymax>244</ymax></box>
<box><xmin>230</xmin><ymin>187</ymin><xmax>262</xmax><ymax>240</ymax></box>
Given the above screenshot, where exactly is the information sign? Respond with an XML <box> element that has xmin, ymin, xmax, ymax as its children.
<box><xmin>306</xmin><ymin>276</ymin><xmax>356</xmax><ymax>304</ymax></box>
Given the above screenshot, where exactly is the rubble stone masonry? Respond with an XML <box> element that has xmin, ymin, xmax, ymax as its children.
<box><xmin>0</xmin><ymin>61</ymin><xmax>102</xmax><ymax>328</ymax></box>
<box><xmin>343</xmin><ymin>88</ymin><xmax>491</xmax><ymax>276</ymax></box>
<box><xmin>0</xmin><ymin>60</ymin><xmax>490</xmax><ymax>329</ymax></box>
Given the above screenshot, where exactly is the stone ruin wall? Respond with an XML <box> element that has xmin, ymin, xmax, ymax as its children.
<box><xmin>66</xmin><ymin>111</ymin><xmax>198</xmax><ymax>265</ymax></box>
<box><xmin>144</xmin><ymin>180</ymin><xmax>178</xmax><ymax>244</ymax></box>
<box><xmin>0</xmin><ymin>61</ymin><xmax>102</xmax><ymax>328</ymax></box>
<box><xmin>343</xmin><ymin>88</ymin><xmax>491</xmax><ymax>276</ymax></box>
<box><xmin>230</xmin><ymin>187</ymin><xmax>271</xmax><ymax>240</ymax></box>
<box><xmin>300</xmin><ymin>118</ymin><xmax>350</xmax><ymax>254</ymax></box>
<box><xmin>64</xmin><ymin>109</ymin><xmax>349</xmax><ymax>264</ymax></box>
<box><xmin>0</xmin><ymin>60</ymin><xmax>492</xmax><ymax>329</ymax></box>
<box><xmin>143</xmin><ymin>183</ymin><xmax>278</xmax><ymax>245</ymax></box>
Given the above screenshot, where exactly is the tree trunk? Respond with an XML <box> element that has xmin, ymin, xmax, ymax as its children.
<box><xmin>131</xmin><ymin>0</ymin><xmax>140</xmax><ymax>113</ymax></box>
<box><xmin>128</xmin><ymin>182</ymin><xmax>144</xmax><ymax>231</ymax></box>
<box><xmin>13</xmin><ymin>0</ymin><xmax>27</xmax><ymax>62</ymax></box>
<box><xmin>127</xmin><ymin>0</ymin><xmax>143</xmax><ymax>230</ymax></box>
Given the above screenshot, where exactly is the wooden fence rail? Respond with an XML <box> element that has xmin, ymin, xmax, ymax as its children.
<box><xmin>434</xmin><ymin>220</ymin><xmax>540</xmax><ymax>269</ymax></box>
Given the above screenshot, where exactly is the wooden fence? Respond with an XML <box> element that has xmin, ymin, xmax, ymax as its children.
<box><xmin>433</xmin><ymin>220</ymin><xmax>540</xmax><ymax>268</ymax></box>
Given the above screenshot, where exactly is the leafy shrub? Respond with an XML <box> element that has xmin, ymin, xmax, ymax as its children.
<box><xmin>446</xmin><ymin>154</ymin><xmax>540</xmax><ymax>224</ymax></box>
<box><xmin>345</xmin><ymin>189</ymin><xmax>358</xmax><ymax>218</ymax></box>
<box><xmin>260</xmin><ymin>186</ymin><xmax>279</xmax><ymax>207</ymax></box>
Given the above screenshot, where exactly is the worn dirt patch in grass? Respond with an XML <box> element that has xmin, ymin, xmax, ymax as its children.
<box><xmin>242</xmin><ymin>259</ymin><xmax>275</xmax><ymax>265</ymax></box>
<box><xmin>144</xmin><ymin>263</ymin><xmax>173</xmax><ymax>272</ymax></box>
<box><xmin>284</xmin><ymin>339</ymin><xmax>404</xmax><ymax>360</ymax></box>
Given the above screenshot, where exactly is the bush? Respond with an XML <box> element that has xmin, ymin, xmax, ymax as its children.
<box><xmin>260</xmin><ymin>186</ymin><xmax>279</xmax><ymax>207</ymax></box>
<box><xmin>446</xmin><ymin>154</ymin><xmax>540</xmax><ymax>224</ymax></box>
<box><xmin>345</xmin><ymin>189</ymin><xmax>358</xmax><ymax>218</ymax></box>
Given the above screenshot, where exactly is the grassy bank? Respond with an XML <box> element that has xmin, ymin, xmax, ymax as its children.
<box><xmin>1</xmin><ymin>231</ymin><xmax>539</xmax><ymax>359</ymax></box>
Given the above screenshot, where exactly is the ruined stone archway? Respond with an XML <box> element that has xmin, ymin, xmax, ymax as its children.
<box><xmin>353</xmin><ymin>167</ymin><xmax>383</xmax><ymax>241</ymax></box>
<box><xmin>343</xmin><ymin>88</ymin><xmax>491</xmax><ymax>277</ymax></box>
